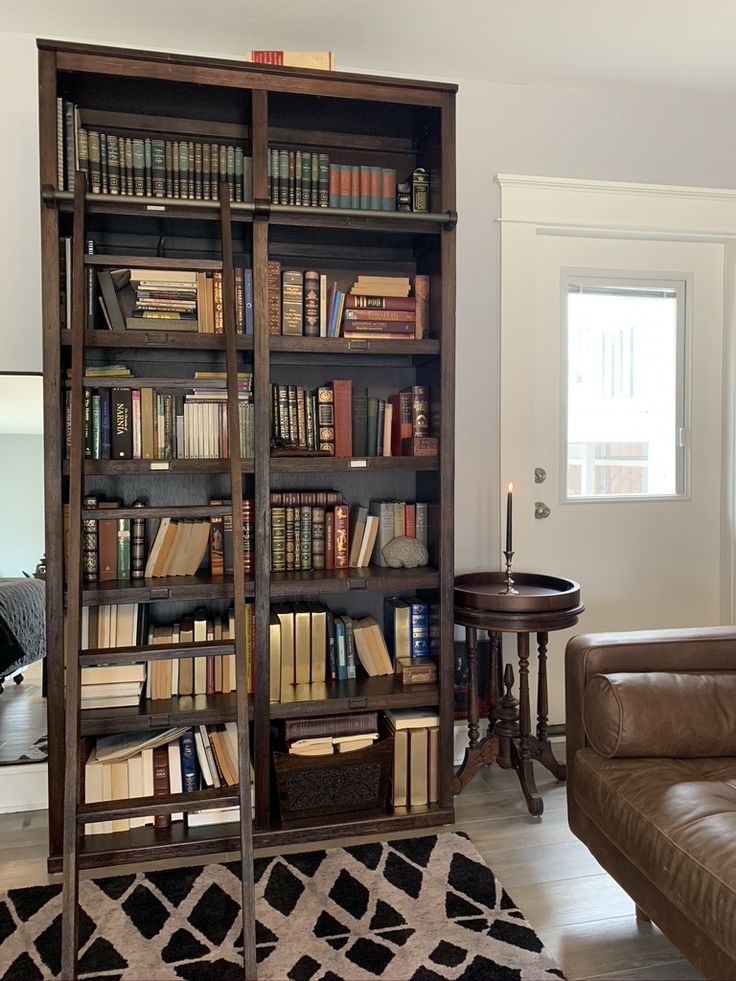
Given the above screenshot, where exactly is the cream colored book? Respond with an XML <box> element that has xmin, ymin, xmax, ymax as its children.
<box><xmin>387</xmin><ymin>724</ymin><xmax>408</xmax><ymax>808</ymax></box>
<box><xmin>274</xmin><ymin>603</ymin><xmax>295</xmax><ymax>694</ymax></box>
<box><xmin>84</xmin><ymin>754</ymin><xmax>105</xmax><ymax>835</ymax></box>
<box><xmin>127</xmin><ymin>753</ymin><xmax>145</xmax><ymax>829</ymax></box>
<box><xmin>168</xmin><ymin>741</ymin><xmax>184</xmax><ymax>821</ymax></box>
<box><xmin>293</xmin><ymin>602</ymin><xmax>311</xmax><ymax>685</ymax></box>
<box><xmin>428</xmin><ymin>726</ymin><xmax>439</xmax><ymax>804</ymax></box>
<box><xmin>110</xmin><ymin>760</ymin><xmax>130</xmax><ymax>833</ymax></box>
<box><xmin>408</xmin><ymin>727</ymin><xmax>429</xmax><ymax>806</ymax></box>
<box><xmin>269</xmin><ymin>611</ymin><xmax>281</xmax><ymax>703</ymax></box>
<box><xmin>307</xmin><ymin>602</ymin><xmax>327</xmax><ymax>685</ymax></box>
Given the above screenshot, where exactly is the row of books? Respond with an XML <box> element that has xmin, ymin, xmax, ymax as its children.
<box><xmin>269</xmin><ymin>496</ymin><xmax>428</xmax><ymax>572</ymax></box>
<box><xmin>271</xmin><ymin>379</ymin><xmax>432</xmax><ymax>458</ymax></box>
<box><xmin>79</xmin><ymin>606</ymin><xmax>246</xmax><ymax>704</ymax></box>
<box><xmin>57</xmin><ymin>100</ymin><xmax>253</xmax><ymax>202</ymax></box>
<box><xmin>267</xmin><ymin>265</ymin><xmax>429</xmax><ymax>340</ymax></box>
<box><xmin>76</xmin><ymin>375</ymin><xmax>254</xmax><ymax>462</ymax></box>
<box><xmin>83</xmin><ymin>725</ymin><xmax>254</xmax><ymax>835</ymax></box>
<box><xmin>80</xmin><ymin>593</ymin><xmax>432</xmax><ymax>709</ymax></box>
<box><xmin>267</xmin><ymin>147</ymin><xmax>399</xmax><ymax>212</ymax></box>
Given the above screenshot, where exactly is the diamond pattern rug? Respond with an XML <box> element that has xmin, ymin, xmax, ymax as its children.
<box><xmin>0</xmin><ymin>831</ymin><xmax>564</xmax><ymax>980</ymax></box>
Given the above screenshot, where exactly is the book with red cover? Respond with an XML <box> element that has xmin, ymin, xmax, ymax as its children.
<box><xmin>97</xmin><ymin>501</ymin><xmax>121</xmax><ymax>581</ymax></box>
<box><xmin>389</xmin><ymin>390</ymin><xmax>413</xmax><ymax>456</ymax></box>
<box><xmin>324</xmin><ymin>510</ymin><xmax>335</xmax><ymax>570</ymax></box>
<box><xmin>345</xmin><ymin>295</ymin><xmax>416</xmax><ymax>311</ymax></box>
<box><xmin>152</xmin><ymin>744</ymin><xmax>171</xmax><ymax>829</ymax></box>
<box><xmin>331</xmin><ymin>380</ymin><xmax>353</xmax><ymax>457</ymax></box>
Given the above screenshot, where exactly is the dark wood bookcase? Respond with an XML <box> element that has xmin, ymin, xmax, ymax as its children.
<box><xmin>39</xmin><ymin>36</ymin><xmax>456</xmax><ymax>899</ymax></box>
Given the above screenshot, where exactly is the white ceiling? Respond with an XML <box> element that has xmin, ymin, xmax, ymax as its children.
<box><xmin>5</xmin><ymin>0</ymin><xmax>736</xmax><ymax>96</ymax></box>
<box><xmin>0</xmin><ymin>375</ymin><xmax>43</xmax><ymax>435</ymax></box>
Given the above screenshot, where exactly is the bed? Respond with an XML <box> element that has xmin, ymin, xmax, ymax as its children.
<box><xmin>0</xmin><ymin>577</ymin><xmax>46</xmax><ymax>692</ymax></box>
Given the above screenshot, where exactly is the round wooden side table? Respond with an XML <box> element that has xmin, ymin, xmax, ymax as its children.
<box><xmin>453</xmin><ymin>571</ymin><xmax>584</xmax><ymax>816</ymax></box>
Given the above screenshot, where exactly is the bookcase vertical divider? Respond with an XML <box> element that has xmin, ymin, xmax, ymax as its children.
<box><xmin>438</xmin><ymin>92</ymin><xmax>457</xmax><ymax>811</ymax></box>
<box><xmin>61</xmin><ymin>173</ymin><xmax>88</xmax><ymax>981</ymax></box>
<box><xmin>250</xmin><ymin>89</ymin><xmax>273</xmax><ymax>830</ymax></box>
<box><xmin>218</xmin><ymin>182</ymin><xmax>257</xmax><ymax>978</ymax></box>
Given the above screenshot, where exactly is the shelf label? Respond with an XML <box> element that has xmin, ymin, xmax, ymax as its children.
<box><xmin>150</xmin><ymin>461</ymin><xmax>170</xmax><ymax>471</ymax></box>
<box><xmin>349</xmin><ymin>459</ymin><xmax>367</xmax><ymax>468</ymax></box>
<box><xmin>146</xmin><ymin>204</ymin><xmax>166</xmax><ymax>211</ymax></box>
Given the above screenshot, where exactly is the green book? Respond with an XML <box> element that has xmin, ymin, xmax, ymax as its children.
<box><xmin>117</xmin><ymin>518</ymin><xmax>131</xmax><ymax>579</ymax></box>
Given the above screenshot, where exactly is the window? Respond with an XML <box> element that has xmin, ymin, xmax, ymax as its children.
<box><xmin>564</xmin><ymin>277</ymin><xmax>686</xmax><ymax>499</ymax></box>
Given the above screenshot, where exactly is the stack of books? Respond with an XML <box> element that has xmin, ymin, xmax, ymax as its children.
<box><xmin>80</xmin><ymin>662</ymin><xmax>146</xmax><ymax>710</ymax></box>
<box><xmin>345</xmin><ymin>275</ymin><xmax>429</xmax><ymax>340</ymax></box>
<box><xmin>384</xmin><ymin>708</ymin><xmax>440</xmax><ymax>808</ymax></box>
<box><xmin>83</xmin><ymin>725</ymin><xmax>255</xmax><ymax>835</ymax></box>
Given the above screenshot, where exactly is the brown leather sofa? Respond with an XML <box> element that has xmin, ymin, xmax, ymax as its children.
<box><xmin>566</xmin><ymin>627</ymin><xmax>736</xmax><ymax>980</ymax></box>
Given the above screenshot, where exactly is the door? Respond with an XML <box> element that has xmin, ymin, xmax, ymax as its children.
<box><xmin>500</xmin><ymin>231</ymin><xmax>725</xmax><ymax>723</ymax></box>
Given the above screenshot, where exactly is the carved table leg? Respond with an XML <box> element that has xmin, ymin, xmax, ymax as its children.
<box><xmin>451</xmin><ymin>627</ymin><xmax>499</xmax><ymax>794</ymax></box>
<box><xmin>495</xmin><ymin>662</ymin><xmax>518</xmax><ymax>770</ymax></box>
<box><xmin>533</xmin><ymin>630</ymin><xmax>567</xmax><ymax>781</ymax></box>
<box><xmin>487</xmin><ymin>630</ymin><xmax>501</xmax><ymax>737</ymax></box>
<box><xmin>466</xmin><ymin>627</ymin><xmax>480</xmax><ymax>749</ymax></box>
<box><xmin>513</xmin><ymin>631</ymin><xmax>543</xmax><ymax>815</ymax></box>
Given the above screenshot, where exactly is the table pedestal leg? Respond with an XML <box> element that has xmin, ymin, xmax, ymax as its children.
<box><xmin>532</xmin><ymin>631</ymin><xmax>567</xmax><ymax>781</ymax></box>
<box><xmin>512</xmin><ymin>632</ymin><xmax>543</xmax><ymax>815</ymax></box>
<box><xmin>452</xmin><ymin>627</ymin><xmax>498</xmax><ymax>794</ymax></box>
<box><xmin>495</xmin><ymin>662</ymin><xmax>517</xmax><ymax>770</ymax></box>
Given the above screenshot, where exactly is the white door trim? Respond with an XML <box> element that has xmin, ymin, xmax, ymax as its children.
<box><xmin>497</xmin><ymin>173</ymin><xmax>736</xmax><ymax>625</ymax></box>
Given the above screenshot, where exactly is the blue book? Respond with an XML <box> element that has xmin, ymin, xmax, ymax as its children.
<box><xmin>334</xmin><ymin>617</ymin><xmax>348</xmax><ymax>681</ymax></box>
<box><xmin>406</xmin><ymin>597</ymin><xmax>429</xmax><ymax>657</ymax></box>
<box><xmin>179</xmin><ymin>730</ymin><xmax>199</xmax><ymax>792</ymax></box>
<box><xmin>243</xmin><ymin>269</ymin><xmax>254</xmax><ymax>335</ymax></box>
<box><xmin>340</xmin><ymin>615</ymin><xmax>357</xmax><ymax>680</ymax></box>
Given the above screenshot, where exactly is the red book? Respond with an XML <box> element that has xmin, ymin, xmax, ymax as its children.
<box><xmin>344</xmin><ymin>308</ymin><xmax>415</xmax><ymax>323</ymax></box>
<box><xmin>325</xmin><ymin>510</ymin><xmax>335</xmax><ymax>569</ymax></box>
<box><xmin>389</xmin><ymin>389</ymin><xmax>413</xmax><ymax>456</ymax></box>
<box><xmin>329</xmin><ymin>165</ymin><xmax>339</xmax><ymax>205</ymax></box>
<box><xmin>333</xmin><ymin>504</ymin><xmax>349</xmax><ymax>569</ymax></box>
<box><xmin>331</xmin><ymin>379</ymin><xmax>353</xmax><ymax>458</ymax></box>
<box><xmin>339</xmin><ymin>166</ymin><xmax>351</xmax><ymax>206</ymax></box>
<box><xmin>152</xmin><ymin>745</ymin><xmax>171</xmax><ymax>829</ymax></box>
<box><xmin>345</xmin><ymin>295</ymin><xmax>416</xmax><ymax>311</ymax></box>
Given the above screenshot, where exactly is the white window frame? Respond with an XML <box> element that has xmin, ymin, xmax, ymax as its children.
<box><xmin>561</xmin><ymin>271</ymin><xmax>688</xmax><ymax>503</ymax></box>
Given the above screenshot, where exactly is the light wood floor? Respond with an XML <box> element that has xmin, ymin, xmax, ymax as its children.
<box><xmin>0</xmin><ymin>660</ymin><xmax>45</xmax><ymax>763</ymax></box>
<box><xmin>0</xmin><ymin>742</ymin><xmax>701</xmax><ymax>981</ymax></box>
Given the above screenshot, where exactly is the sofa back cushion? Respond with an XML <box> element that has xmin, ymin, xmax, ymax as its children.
<box><xmin>582</xmin><ymin>671</ymin><xmax>736</xmax><ymax>757</ymax></box>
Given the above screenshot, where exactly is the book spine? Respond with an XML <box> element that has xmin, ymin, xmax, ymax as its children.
<box><xmin>412</xmin><ymin>385</ymin><xmax>430</xmax><ymax>437</ymax></box>
<box><xmin>179</xmin><ymin>730</ymin><xmax>199</xmax><ymax>792</ymax></box>
<box><xmin>213</xmin><ymin>271</ymin><xmax>224</xmax><ymax>334</ymax></box>
<box><xmin>318</xmin><ymin>153</ymin><xmax>330</xmax><ymax>207</ymax></box>
<box><xmin>382</xmin><ymin>168</ymin><xmax>396</xmax><ymax>211</ymax></box>
<box><xmin>82</xmin><ymin>495</ymin><xmax>98</xmax><ymax>583</ymax></box>
<box><xmin>152</xmin><ymin>139</ymin><xmax>165</xmax><ymax>197</ymax></box>
<box><xmin>303</xmin><ymin>270</ymin><xmax>320</xmax><ymax>337</ymax></box>
<box><xmin>281</xmin><ymin>269</ymin><xmax>304</xmax><ymax>335</ymax></box>
<box><xmin>333</xmin><ymin>504</ymin><xmax>349</xmax><ymax>569</ymax></box>
<box><xmin>317</xmin><ymin>385</ymin><xmax>335</xmax><ymax>454</ymax></box>
<box><xmin>328</xmin><ymin>164</ymin><xmax>339</xmax><ymax>208</ymax></box>
<box><xmin>350</xmin><ymin>165</ymin><xmax>360</xmax><ymax>209</ymax></box>
<box><xmin>210</xmin><ymin>501</ymin><xmax>225</xmax><ymax>576</ymax></box>
<box><xmin>131</xmin><ymin>500</ymin><xmax>146</xmax><ymax>580</ymax></box>
<box><xmin>116</xmin><ymin>518</ymin><xmax>131</xmax><ymax>580</ymax></box>
<box><xmin>64</xmin><ymin>101</ymin><xmax>76</xmax><ymax>192</ymax></box>
<box><xmin>369</xmin><ymin>166</ymin><xmax>382</xmax><ymax>210</ymax></box>
<box><xmin>144</xmin><ymin>137</ymin><xmax>152</xmax><ymax>196</ymax></box>
<box><xmin>267</xmin><ymin>260</ymin><xmax>282</xmax><ymax>335</ymax></box>
<box><xmin>111</xmin><ymin>388</ymin><xmax>133</xmax><ymax>459</ymax></box>
<box><xmin>56</xmin><ymin>97</ymin><xmax>65</xmax><ymax>189</ymax></box>
<box><xmin>324</xmin><ymin>510</ymin><xmax>334</xmax><ymax>570</ymax></box>
<box><xmin>311</xmin><ymin>507</ymin><xmax>325</xmax><ymax>570</ymax></box>
<box><xmin>413</xmin><ymin>274</ymin><xmax>430</xmax><ymax>339</ymax></box>
<box><xmin>332</xmin><ymin>380</ymin><xmax>352</xmax><ymax>458</ymax></box>
<box><xmin>87</xmin><ymin>131</ymin><xmax>101</xmax><ymax>194</ymax></box>
<box><xmin>152</xmin><ymin>745</ymin><xmax>171</xmax><ymax>828</ymax></box>
<box><xmin>339</xmin><ymin>165</ymin><xmax>350</xmax><ymax>208</ymax></box>
<box><xmin>410</xmin><ymin>601</ymin><xmax>430</xmax><ymax>657</ymax></box>
<box><xmin>132</xmin><ymin>139</ymin><xmax>145</xmax><ymax>196</ymax></box>
<box><xmin>271</xmin><ymin>506</ymin><xmax>286</xmax><ymax>572</ymax></box>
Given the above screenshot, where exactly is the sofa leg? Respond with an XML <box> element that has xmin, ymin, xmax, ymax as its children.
<box><xmin>635</xmin><ymin>905</ymin><xmax>651</xmax><ymax>923</ymax></box>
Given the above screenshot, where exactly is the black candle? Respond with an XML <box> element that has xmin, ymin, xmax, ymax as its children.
<box><xmin>505</xmin><ymin>482</ymin><xmax>513</xmax><ymax>553</ymax></box>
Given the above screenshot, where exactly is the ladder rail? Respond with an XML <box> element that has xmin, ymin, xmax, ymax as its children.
<box><xmin>219</xmin><ymin>181</ymin><xmax>258</xmax><ymax>979</ymax></box>
<box><xmin>60</xmin><ymin>172</ymin><xmax>88</xmax><ymax>981</ymax></box>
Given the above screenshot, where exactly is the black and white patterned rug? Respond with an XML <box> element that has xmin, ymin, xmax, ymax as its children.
<box><xmin>0</xmin><ymin>832</ymin><xmax>564</xmax><ymax>980</ymax></box>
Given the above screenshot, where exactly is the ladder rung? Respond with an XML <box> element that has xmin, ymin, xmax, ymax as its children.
<box><xmin>78</xmin><ymin>786</ymin><xmax>240</xmax><ymax>823</ymax></box>
<box><xmin>79</xmin><ymin>641</ymin><xmax>235</xmax><ymax>666</ymax></box>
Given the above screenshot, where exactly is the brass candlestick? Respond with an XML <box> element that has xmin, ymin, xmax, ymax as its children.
<box><xmin>499</xmin><ymin>549</ymin><xmax>519</xmax><ymax>595</ymax></box>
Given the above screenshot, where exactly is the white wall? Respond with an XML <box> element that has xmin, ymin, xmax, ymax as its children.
<box><xmin>0</xmin><ymin>434</ymin><xmax>44</xmax><ymax>576</ymax></box>
<box><xmin>4</xmin><ymin>25</ymin><xmax>736</xmax><ymax>573</ymax></box>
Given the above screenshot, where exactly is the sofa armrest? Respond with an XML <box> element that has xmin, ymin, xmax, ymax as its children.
<box><xmin>565</xmin><ymin>626</ymin><xmax>736</xmax><ymax>787</ymax></box>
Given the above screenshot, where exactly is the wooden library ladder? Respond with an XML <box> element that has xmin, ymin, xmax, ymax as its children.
<box><xmin>60</xmin><ymin>175</ymin><xmax>258</xmax><ymax>979</ymax></box>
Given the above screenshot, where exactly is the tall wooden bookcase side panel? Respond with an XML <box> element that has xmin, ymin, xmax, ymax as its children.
<box><xmin>38</xmin><ymin>38</ymin><xmax>457</xmax><ymax>869</ymax></box>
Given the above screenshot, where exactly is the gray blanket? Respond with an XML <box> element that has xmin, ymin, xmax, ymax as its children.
<box><xmin>0</xmin><ymin>578</ymin><xmax>45</xmax><ymax>677</ymax></box>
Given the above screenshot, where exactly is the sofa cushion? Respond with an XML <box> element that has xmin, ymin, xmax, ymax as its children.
<box><xmin>574</xmin><ymin>748</ymin><xmax>736</xmax><ymax>960</ymax></box>
<box><xmin>582</xmin><ymin>671</ymin><xmax>736</xmax><ymax>757</ymax></box>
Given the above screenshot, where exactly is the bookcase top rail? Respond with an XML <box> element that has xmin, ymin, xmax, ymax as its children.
<box><xmin>48</xmin><ymin>189</ymin><xmax>455</xmax><ymax>229</ymax></box>
<box><xmin>81</xmin><ymin>376</ymin><xmax>236</xmax><ymax>389</ymax></box>
<box><xmin>40</xmin><ymin>38</ymin><xmax>458</xmax><ymax>99</ymax></box>
<box><xmin>79</xmin><ymin>640</ymin><xmax>235</xmax><ymax>667</ymax></box>
<box><xmin>77</xmin><ymin>574</ymin><xmax>252</xmax><ymax>606</ymax></box>
<box><xmin>70</xmin><ymin>460</ymin><xmax>255</xmax><ymax>476</ymax></box>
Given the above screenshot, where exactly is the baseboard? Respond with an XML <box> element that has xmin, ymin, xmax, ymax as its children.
<box><xmin>0</xmin><ymin>763</ymin><xmax>48</xmax><ymax>812</ymax></box>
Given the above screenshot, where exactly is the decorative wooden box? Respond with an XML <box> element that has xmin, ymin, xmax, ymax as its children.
<box><xmin>273</xmin><ymin>737</ymin><xmax>394</xmax><ymax>824</ymax></box>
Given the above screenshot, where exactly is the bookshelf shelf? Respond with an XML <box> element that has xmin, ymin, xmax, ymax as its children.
<box><xmin>41</xmin><ymin>42</ymin><xmax>455</xmax><ymax>971</ymax></box>
<box><xmin>79</xmin><ymin>785</ymin><xmax>242</xmax><ymax>824</ymax></box>
<box><xmin>68</xmin><ymin>459</ymin><xmax>255</xmax><ymax>475</ymax></box>
<box><xmin>78</xmin><ymin>573</ymin><xmax>253</xmax><ymax>606</ymax></box>
<box><xmin>62</xmin><ymin>332</ymin><xmax>254</xmax><ymax>351</ymax></box>
<box><xmin>79</xmin><ymin>692</ymin><xmax>252</xmax><ymax>736</ymax></box>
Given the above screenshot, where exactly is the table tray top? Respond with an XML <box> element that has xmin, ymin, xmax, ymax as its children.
<box><xmin>454</xmin><ymin>571</ymin><xmax>581</xmax><ymax>613</ymax></box>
